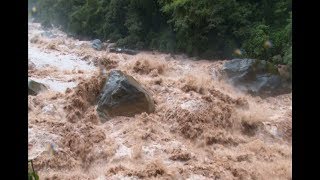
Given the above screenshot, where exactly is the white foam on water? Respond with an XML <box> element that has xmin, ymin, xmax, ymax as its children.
<box><xmin>114</xmin><ymin>144</ymin><xmax>132</xmax><ymax>159</ymax></box>
<box><xmin>28</xmin><ymin>45</ymin><xmax>95</xmax><ymax>71</ymax></box>
<box><xmin>30</xmin><ymin>77</ymin><xmax>77</xmax><ymax>92</ymax></box>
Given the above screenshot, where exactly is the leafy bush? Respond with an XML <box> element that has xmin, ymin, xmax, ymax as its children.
<box><xmin>242</xmin><ymin>24</ymin><xmax>270</xmax><ymax>60</ymax></box>
<box><xmin>283</xmin><ymin>46</ymin><xmax>292</xmax><ymax>65</ymax></box>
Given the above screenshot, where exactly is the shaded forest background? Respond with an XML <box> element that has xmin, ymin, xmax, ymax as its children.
<box><xmin>28</xmin><ymin>0</ymin><xmax>292</xmax><ymax>65</ymax></box>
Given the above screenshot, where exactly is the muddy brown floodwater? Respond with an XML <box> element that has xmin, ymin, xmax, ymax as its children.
<box><xmin>28</xmin><ymin>22</ymin><xmax>292</xmax><ymax>180</ymax></box>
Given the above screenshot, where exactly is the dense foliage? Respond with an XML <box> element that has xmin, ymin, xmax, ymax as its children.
<box><xmin>29</xmin><ymin>0</ymin><xmax>292</xmax><ymax>64</ymax></box>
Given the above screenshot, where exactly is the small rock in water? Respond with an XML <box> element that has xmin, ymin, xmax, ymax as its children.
<box><xmin>91</xmin><ymin>39</ymin><xmax>102</xmax><ymax>50</ymax></box>
<box><xmin>96</xmin><ymin>70</ymin><xmax>155</xmax><ymax>122</ymax></box>
<box><xmin>28</xmin><ymin>79</ymin><xmax>48</xmax><ymax>95</ymax></box>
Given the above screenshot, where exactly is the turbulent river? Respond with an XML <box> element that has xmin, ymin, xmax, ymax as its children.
<box><xmin>28</xmin><ymin>22</ymin><xmax>292</xmax><ymax>180</ymax></box>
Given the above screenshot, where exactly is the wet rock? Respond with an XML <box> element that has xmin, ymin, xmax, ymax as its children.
<box><xmin>277</xmin><ymin>64</ymin><xmax>292</xmax><ymax>90</ymax></box>
<box><xmin>277</xmin><ymin>64</ymin><xmax>292</xmax><ymax>81</ymax></box>
<box><xmin>222</xmin><ymin>59</ymin><xmax>291</xmax><ymax>95</ymax></box>
<box><xmin>96</xmin><ymin>70</ymin><xmax>155</xmax><ymax>122</ymax></box>
<box><xmin>91</xmin><ymin>39</ymin><xmax>102</xmax><ymax>50</ymax></box>
<box><xmin>28</xmin><ymin>79</ymin><xmax>48</xmax><ymax>95</ymax></box>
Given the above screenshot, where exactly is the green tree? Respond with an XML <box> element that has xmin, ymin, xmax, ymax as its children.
<box><xmin>30</xmin><ymin>0</ymin><xmax>292</xmax><ymax>65</ymax></box>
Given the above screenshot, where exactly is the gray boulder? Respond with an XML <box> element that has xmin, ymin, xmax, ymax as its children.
<box><xmin>92</xmin><ymin>39</ymin><xmax>102</xmax><ymax>50</ymax></box>
<box><xmin>28</xmin><ymin>79</ymin><xmax>48</xmax><ymax>95</ymax></box>
<box><xmin>222</xmin><ymin>59</ymin><xmax>290</xmax><ymax>95</ymax></box>
<box><xmin>96</xmin><ymin>70</ymin><xmax>155</xmax><ymax>122</ymax></box>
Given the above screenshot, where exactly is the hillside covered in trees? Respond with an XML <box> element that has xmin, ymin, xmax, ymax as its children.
<box><xmin>28</xmin><ymin>0</ymin><xmax>292</xmax><ymax>64</ymax></box>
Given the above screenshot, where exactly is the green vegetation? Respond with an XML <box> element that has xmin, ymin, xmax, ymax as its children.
<box><xmin>28</xmin><ymin>160</ymin><xmax>39</xmax><ymax>180</ymax></box>
<box><xmin>28</xmin><ymin>0</ymin><xmax>292</xmax><ymax>65</ymax></box>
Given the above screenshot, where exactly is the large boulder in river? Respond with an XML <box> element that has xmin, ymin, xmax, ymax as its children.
<box><xmin>28</xmin><ymin>79</ymin><xmax>48</xmax><ymax>95</ymax></box>
<box><xmin>91</xmin><ymin>39</ymin><xmax>102</xmax><ymax>50</ymax></box>
<box><xmin>96</xmin><ymin>70</ymin><xmax>155</xmax><ymax>122</ymax></box>
<box><xmin>222</xmin><ymin>59</ymin><xmax>291</xmax><ymax>95</ymax></box>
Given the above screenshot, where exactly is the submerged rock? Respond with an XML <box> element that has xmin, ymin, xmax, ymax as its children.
<box><xmin>96</xmin><ymin>70</ymin><xmax>155</xmax><ymax>122</ymax></box>
<box><xmin>222</xmin><ymin>59</ymin><xmax>291</xmax><ymax>95</ymax></box>
<box><xmin>28</xmin><ymin>79</ymin><xmax>48</xmax><ymax>95</ymax></box>
<box><xmin>91</xmin><ymin>39</ymin><xmax>102</xmax><ymax>50</ymax></box>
